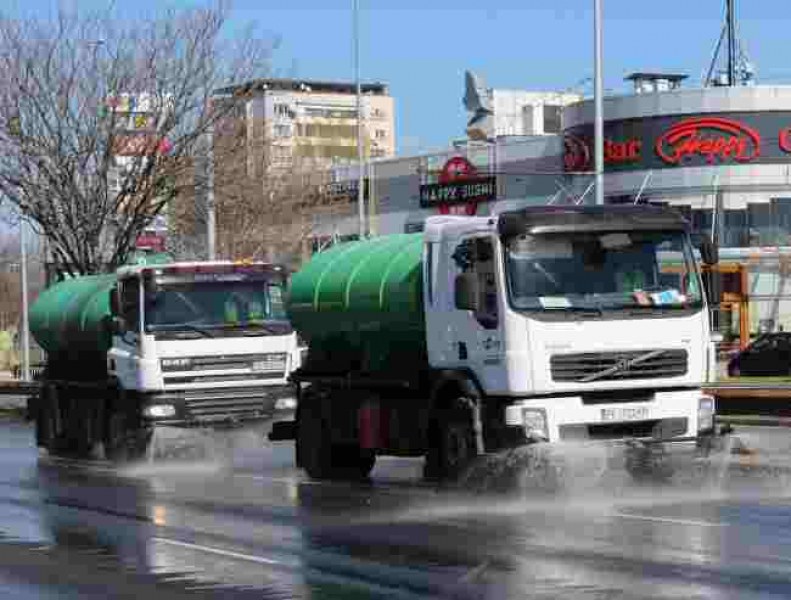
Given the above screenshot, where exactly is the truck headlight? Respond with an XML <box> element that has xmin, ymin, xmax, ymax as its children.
<box><xmin>144</xmin><ymin>404</ymin><xmax>176</xmax><ymax>419</ymax></box>
<box><xmin>522</xmin><ymin>408</ymin><xmax>549</xmax><ymax>441</ymax></box>
<box><xmin>698</xmin><ymin>396</ymin><xmax>715</xmax><ymax>432</ymax></box>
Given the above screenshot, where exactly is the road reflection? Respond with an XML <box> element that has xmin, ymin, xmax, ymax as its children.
<box><xmin>33</xmin><ymin>462</ymin><xmax>153</xmax><ymax>573</ymax></box>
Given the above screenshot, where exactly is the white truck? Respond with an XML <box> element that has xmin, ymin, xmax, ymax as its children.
<box><xmin>29</xmin><ymin>261</ymin><xmax>302</xmax><ymax>459</ymax></box>
<box><xmin>275</xmin><ymin>205</ymin><xmax>719</xmax><ymax>482</ymax></box>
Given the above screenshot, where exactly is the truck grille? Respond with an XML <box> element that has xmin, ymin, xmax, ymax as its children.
<box><xmin>161</xmin><ymin>353</ymin><xmax>288</xmax><ymax>385</ymax></box>
<box><xmin>550</xmin><ymin>349</ymin><xmax>687</xmax><ymax>383</ymax></box>
<box><xmin>180</xmin><ymin>388</ymin><xmax>285</xmax><ymax>420</ymax></box>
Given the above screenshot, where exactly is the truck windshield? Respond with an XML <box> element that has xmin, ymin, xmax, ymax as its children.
<box><xmin>504</xmin><ymin>230</ymin><xmax>703</xmax><ymax>313</ymax></box>
<box><xmin>144</xmin><ymin>280</ymin><xmax>291</xmax><ymax>335</ymax></box>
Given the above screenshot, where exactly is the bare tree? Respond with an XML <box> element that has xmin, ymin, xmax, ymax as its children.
<box><xmin>0</xmin><ymin>2</ymin><xmax>272</xmax><ymax>276</ymax></box>
<box><xmin>169</xmin><ymin>108</ymin><xmax>355</xmax><ymax>268</ymax></box>
<box><xmin>0</xmin><ymin>235</ymin><xmax>21</xmax><ymax>332</ymax></box>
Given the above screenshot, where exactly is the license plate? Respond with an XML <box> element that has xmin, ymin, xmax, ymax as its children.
<box><xmin>599</xmin><ymin>406</ymin><xmax>650</xmax><ymax>422</ymax></box>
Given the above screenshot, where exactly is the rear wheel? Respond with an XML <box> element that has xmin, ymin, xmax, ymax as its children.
<box><xmin>33</xmin><ymin>386</ymin><xmax>58</xmax><ymax>452</ymax></box>
<box><xmin>297</xmin><ymin>396</ymin><xmax>375</xmax><ymax>480</ymax></box>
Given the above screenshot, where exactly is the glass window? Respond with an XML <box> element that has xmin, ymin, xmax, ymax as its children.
<box><xmin>452</xmin><ymin>237</ymin><xmax>499</xmax><ymax>329</ymax></box>
<box><xmin>145</xmin><ymin>281</ymin><xmax>290</xmax><ymax>334</ymax></box>
<box><xmin>543</xmin><ymin>104</ymin><xmax>562</xmax><ymax>134</ymax></box>
<box><xmin>504</xmin><ymin>230</ymin><xmax>703</xmax><ymax>313</ymax></box>
<box><xmin>120</xmin><ymin>277</ymin><xmax>140</xmax><ymax>329</ymax></box>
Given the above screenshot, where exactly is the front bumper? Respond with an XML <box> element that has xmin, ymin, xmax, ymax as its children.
<box><xmin>141</xmin><ymin>384</ymin><xmax>296</xmax><ymax>427</ymax></box>
<box><xmin>503</xmin><ymin>388</ymin><xmax>713</xmax><ymax>445</ymax></box>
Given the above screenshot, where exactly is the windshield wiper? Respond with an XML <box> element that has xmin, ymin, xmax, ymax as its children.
<box><xmin>561</xmin><ymin>305</ymin><xmax>605</xmax><ymax>316</ymax></box>
<box><xmin>150</xmin><ymin>323</ymin><xmax>217</xmax><ymax>338</ymax></box>
<box><xmin>222</xmin><ymin>322</ymin><xmax>292</xmax><ymax>335</ymax></box>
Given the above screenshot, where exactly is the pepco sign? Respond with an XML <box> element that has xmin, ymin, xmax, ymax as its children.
<box><xmin>563</xmin><ymin>111</ymin><xmax>791</xmax><ymax>172</ymax></box>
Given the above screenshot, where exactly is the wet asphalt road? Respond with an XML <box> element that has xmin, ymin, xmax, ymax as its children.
<box><xmin>2</xmin><ymin>416</ymin><xmax>791</xmax><ymax>599</ymax></box>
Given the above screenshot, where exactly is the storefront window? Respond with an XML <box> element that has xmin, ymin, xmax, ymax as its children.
<box><xmin>671</xmin><ymin>199</ymin><xmax>791</xmax><ymax>248</ymax></box>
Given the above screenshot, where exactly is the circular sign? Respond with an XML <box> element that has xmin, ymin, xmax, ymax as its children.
<box><xmin>435</xmin><ymin>156</ymin><xmax>482</xmax><ymax>215</ymax></box>
<box><xmin>439</xmin><ymin>156</ymin><xmax>478</xmax><ymax>183</ymax></box>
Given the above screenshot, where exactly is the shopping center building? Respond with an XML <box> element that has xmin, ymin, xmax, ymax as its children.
<box><xmin>562</xmin><ymin>76</ymin><xmax>791</xmax><ymax>340</ymax></box>
<box><xmin>321</xmin><ymin>75</ymin><xmax>791</xmax><ymax>340</ymax></box>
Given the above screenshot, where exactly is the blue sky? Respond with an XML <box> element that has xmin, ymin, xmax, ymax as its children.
<box><xmin>8</xmin><ymin>0</ymin><xmax>791</xmax><ymax>154</ymax></box>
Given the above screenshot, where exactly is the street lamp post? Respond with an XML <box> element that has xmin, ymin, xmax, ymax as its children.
<box><xmin>354</xmin><ymin>0</ymin><xmax>366</xmax><ymax>238</ymax></box>
<box><xmin>19</xmin><ymin>216</ymin><xmax>30</xmax><ymax>382</ymax></box>
<box><xmin>206</xmin><ymin>128</ymin><xmax>216</xmax><ymax>260</ymax></box>
<box><xmin>593</xmin><ymin>0</ymin><xmax>604</xmax><ymax>206</ymax></box>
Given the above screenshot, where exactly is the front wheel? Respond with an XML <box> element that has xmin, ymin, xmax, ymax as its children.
<box><xmin>424</xmin><ymin>400</ymin><xmax>477</xmax><ymax>482</ymax></box>
<box><xmin>103</xmin><ymin>411</ymin><xmax>152</xmax><ymax>462</ymax></box>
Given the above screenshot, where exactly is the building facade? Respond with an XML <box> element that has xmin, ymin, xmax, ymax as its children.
<box><xmin>561</xmin><ymin>80</ymin><xmax>791</xmax><ymax>337</ymax></box>
<box><xmin>490</xmin><ymin>90</ymin><xmax>583</xmax><ymax>137</ymax></box>
<box><xmin>213</xmin><ymin>78</ymin><xmax>396</xmax><ymax>171</ymax></box>
<box><xmin>321</xmin><ymin>76</ymin><xmax>791</xmax><ymax>339</ymax></box>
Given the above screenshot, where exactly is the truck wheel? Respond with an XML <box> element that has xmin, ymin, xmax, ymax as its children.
<box><xmin>424</xmin><ymin>401</ymin><xmax>477</xmax><ymax>482</ymax></box>
<box><xmin>104</xmin><ymin>413</ymin><xmax>151</xmax><ymax>462</ymax></box>
<box><xmin>33</xmin><ymin>392</ymin><xmax>56</xmax><ymax>451</ymax></box>
<box><xmin>330</xmin><ymin>445</ymin><xmax>376</xmax><ymax>480</ymax></box>
<box><xmin>298</xmin><ymin>401</ymin><xmax>375</xmax><ymax>480</ymax></box>
<box><xmin>297</xmin><ymin>400</ymin><xmax>334</xmax><ymax>479</ymax></box>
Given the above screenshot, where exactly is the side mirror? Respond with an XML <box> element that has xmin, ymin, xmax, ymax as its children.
<box><xmin>454</xmin><ymin>273</ymin><xmax>479</xmax><ymax>312</ymax></box>
<box><xmin>109</xmin><ymin>288</ymin><xmax>120</xmax><ymax>316</ymax></box>
<box><xmin>104</xmin><ymin>315</ymin><xmax>126</xmax><ymax>335</ymax></box>
<box><xmin>700</xmin><ymin>237</ymin><xmax>718</xmax><ymax>265</ymax></box>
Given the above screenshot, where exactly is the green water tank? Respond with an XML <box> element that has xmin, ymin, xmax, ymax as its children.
<box><xmin>29</xmin><ymin>274</ymin><xmax>117</xmax><ymax>355</ymax></box>
<box><xmin>287</xmin><ymin>234</ymin><xmax>427</xmax><ymax>374</ymax></box>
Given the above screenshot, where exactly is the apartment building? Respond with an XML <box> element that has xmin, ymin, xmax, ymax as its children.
<box><xmin>212</xmin><ymin>78</ymin><xmax>396</xmax><ymax>173</ymax></box>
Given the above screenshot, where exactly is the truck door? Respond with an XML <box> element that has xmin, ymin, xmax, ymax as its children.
<box><xmin>446</xmin><ymin>236</ymin><xmax>505</xmax><ymax>391</ymax></box>
<box><xmin>109</xmin><ymin>276</ymin><xmax>141</xmax><ymax>388</ymax></box>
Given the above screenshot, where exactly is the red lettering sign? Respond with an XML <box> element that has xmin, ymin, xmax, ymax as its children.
<box><xmin>779</xmin><ymin>127</ymin><xmax>791</xmax><ymax>154</ymax></box>
<box><xmin>433</xmin><ymin>156</ymin><xmax>485</xmax><ymax>215</ymax></box>
<box><xmin>604</xmin><ymin>139</ymin><xmax>641</xmax><ymax>164</ymax></box>
<box><xmin>655</xmin><ymin>117</ymin><xmax>760</xmax><ymax>165</ymax></box>
<box><xmin>135</xmin><ymin>233</ymin><xmax>166</xmax><ymax>251</ymax></box>
<box><xmin>563</xmin><ymin>134</ymin><xmax>591</xmax><ymax>172</ymax></box>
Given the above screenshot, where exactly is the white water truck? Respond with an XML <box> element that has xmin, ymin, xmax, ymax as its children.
<box><xmin>28</xmin><ymin>261</ymin><xmax>302</xmax><ymax>460</ymax></box>
<box><xmin>271</xmin><ymin>205</ymin><xmax>722</xmax><ymax>482</ymax></box>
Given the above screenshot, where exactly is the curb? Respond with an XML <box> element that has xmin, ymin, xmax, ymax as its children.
<box><xmin>0</xmin><ymin>406</ymin><xmax>27</xmax><ymax>419</ymax></box>
<box><xmin>716</xmin><ymin>414</ymin><xmax>791</xmax><ymax>428</ymax></box>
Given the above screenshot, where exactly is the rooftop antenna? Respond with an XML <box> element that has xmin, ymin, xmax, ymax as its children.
<box><xmin>705</xmin><ymin>0</ymin><xmax>756</xmax><ymax>87</ymax></box>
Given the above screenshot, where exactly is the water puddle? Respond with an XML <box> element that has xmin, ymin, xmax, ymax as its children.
<box><xmin>360</xmin><ymin>431</ymin><xmax>791</xmax><ymax>528</ymax></box>
<box><xmin>121</xmin><ymin>425</ymin><xmax>268</xmax><ymax>480</ymax></box>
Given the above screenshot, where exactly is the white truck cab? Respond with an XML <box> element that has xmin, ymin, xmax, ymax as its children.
<box><xmin>423</xmin><ymin>206</ymin><xmax>716</xmax><ymax>449</ymax></box>
<box><xmin>108</xmin><ymin>261</ymin><xmax>301</xmax><ymax>425</ymax></box>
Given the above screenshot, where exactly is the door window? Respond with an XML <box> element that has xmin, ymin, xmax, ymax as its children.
<box><xmin>452</xmin><ymin>237</ymin><xmax>499</xmax><ymax>330</ymax></box>
<box><xmin>120</xmin><ymin>277</ymin><xmax>140</xmax><ymax>331</ymax></box>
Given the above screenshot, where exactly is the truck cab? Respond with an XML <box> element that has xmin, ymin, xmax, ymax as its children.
<box><xmin>424</xmin><ymin>206</ymin><xmax>715</xmax><ymax>448</ymax></box>
<box><xmin>107</xmin><ymin>261</ymin><xmax>302</xmax><ymax>425</ymax></box>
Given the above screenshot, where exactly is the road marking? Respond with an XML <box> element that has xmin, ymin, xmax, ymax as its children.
<box><xmin>612</xmin><ymin>513</ymin><xmax>724</xmax><ymax>528</ymax></box>
<box><xmin>151</xmin><ymin>536</ymin><xmax>285</xmax><ymax>566</ymax></box>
